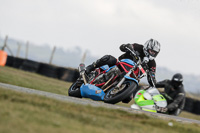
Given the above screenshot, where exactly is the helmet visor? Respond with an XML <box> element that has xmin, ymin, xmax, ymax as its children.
<box><xmin>148</xmin><ymin>49</ymin><xmax>159</xmax><ymax>57</ymax></box>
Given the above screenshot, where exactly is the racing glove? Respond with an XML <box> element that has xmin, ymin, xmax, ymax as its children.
<box><xmin>143</xmin><ymin>56</ymin><xmax>149</xmax><ymax>64</ymax></box>
<box><xmin>119</xmin><ymin>44</ymin><xmax>133</xmax><ymax>52</ymax></box>
<box><xmin>147</xmin><ymin>70</ymin><xmax>156</xmax><ymax>87</ymax></box>
<box><xmin>167</xmin><ymin>103</ymin><xmax>179</xmax><ymax>111</ymax></box>
<box><xmin>157</xmin><ymin>107</ymin><xmax>168</xmax><ymax>113</ymax></box>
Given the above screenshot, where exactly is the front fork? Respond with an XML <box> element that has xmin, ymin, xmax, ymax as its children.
<box><xmin>116</xmin><ymin>64</ymin><xmax>146</xmax><ymax>88</ymax></box>
<box><xmin>78</xmin><ymin>63</ymin><xmax>88</xmax><ymax>85</ymax></box>
<box><xmin>116</xmin><ymin>69</ymin><xmax>133</xmax><ymax>88</ymax></box>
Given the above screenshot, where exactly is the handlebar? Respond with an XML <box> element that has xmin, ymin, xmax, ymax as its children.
<box><xmin>125</xmin><ymin>47</ymin><xmax>143</xmax><ymax>65</ymax></box>
<box><xmin>125</xmin><ymin>46</ymin><xmax>151</xmax><ymax>69</ymax></box>
<box><xmin>125</xmin><ymin>46</ymin><xmax>156</xmax><ymax>87</ymax></box>
<box><xmin>125</xmin><ymin>47</ymin><xmax>139</xmax><ymax>59</ymax></box>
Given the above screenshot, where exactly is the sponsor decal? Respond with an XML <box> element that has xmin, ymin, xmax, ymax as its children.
<box><xmin>95</xmin><ymin>90</ymin><xmax>102</xmax><ymax>94</ymax></box>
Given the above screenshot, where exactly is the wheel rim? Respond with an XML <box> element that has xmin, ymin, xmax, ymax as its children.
<box><xmin>105</xmin><ymin>81</ymin><xmax>131</xmax><ymax>99</ymax></box>
<box><xmin>70</xmin><ymin>81</ymin><xmax>81</xmax><ymax>91</ymax></box>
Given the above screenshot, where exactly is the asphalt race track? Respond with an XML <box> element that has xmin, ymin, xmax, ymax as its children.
<box><xmin>0</xmin><ymin>82</ymin><xmax>200</xmax><ymax>125</ymax></box>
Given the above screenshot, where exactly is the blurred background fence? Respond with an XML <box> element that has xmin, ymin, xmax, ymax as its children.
<box><xmin>5</xmin><ymin>55</ymin><xmax>80</xmax><ymax>83</ymax></box>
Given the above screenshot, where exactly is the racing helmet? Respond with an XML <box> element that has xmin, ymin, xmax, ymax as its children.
<box><xmin>171</xmin><ymin>73</ymin><xmax>183</xmax><ymax>88</ymax></box>
<box><xmin>143</xmin><ymin>39</ymin><xmax>161</xmax><ymax>60</ymax></box>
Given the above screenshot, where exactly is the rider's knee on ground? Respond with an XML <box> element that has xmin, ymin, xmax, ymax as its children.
<box><xmin>168</xmin><ymin>108</ymin><xmax>182</xmax><ymax>116</ymax></box>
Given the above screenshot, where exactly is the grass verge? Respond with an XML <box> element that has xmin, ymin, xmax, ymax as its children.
<box><xmin>0</xmin><ymin>66</ymin><xmax>71</xmax><ymax>95</ymax></box>
<box><xmin>1</xmin><ymin>88</ymin><xmax>200</xmax><ymax>133</ymax></box>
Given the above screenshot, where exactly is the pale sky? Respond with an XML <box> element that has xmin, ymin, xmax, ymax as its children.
<box><xmin>0</xmin><ymin>0</ymin><xmax>200</xmax><ymax>75</ymax></box>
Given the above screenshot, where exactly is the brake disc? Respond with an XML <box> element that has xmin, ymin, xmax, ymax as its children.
<box><xmin>110</xmin><ymin>84</ymin><xmax>126</xmax><ymax>95</ymax></box>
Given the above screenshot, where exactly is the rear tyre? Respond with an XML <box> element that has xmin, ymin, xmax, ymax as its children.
<box><xmin>68</xmin><ymin>80</ymin><xmax>83</xmax><ymax>98</ymax></box>
<box><xmin>104</xmin><ymin>80</ymin><xmax>138</xmax><ymax>104</ymax></box>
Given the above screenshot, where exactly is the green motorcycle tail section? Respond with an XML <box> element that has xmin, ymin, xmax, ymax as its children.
<box><xmin>134</xmin><ymin>90</ymin><xmax>154</xmax><ymax>106</ymax></box>
<box><xmin>134</xmin><ymin>90</ymin><xmax>157</xmax><ymax>113</ymax></box>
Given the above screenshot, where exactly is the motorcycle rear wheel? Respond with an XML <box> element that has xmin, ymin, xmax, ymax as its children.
<box><xmin>68</xmin><ymin>80</ymin><xmax>83</xmax><ymax>98</ymax></box>
<box><xmin>104</xmin><ymin>80</ymin><xmax>138</xmax><ymax>104</ymax></box>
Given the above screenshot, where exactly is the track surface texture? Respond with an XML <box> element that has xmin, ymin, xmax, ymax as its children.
<box><xmin>0</xmin><ymin>82</ymin><xmax>200</xmax><ymax>125</ymax></box>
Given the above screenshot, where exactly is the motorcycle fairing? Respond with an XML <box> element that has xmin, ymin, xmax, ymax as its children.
<box><xmin>147</xmin><ymin>88</ymin><xmax>167</xmax><ymax>108</ymax></box>
<box><xmin>100</xmin><ymin>65</ymin><xmax>109</xmax><ymax>71</ymax></box>
<box><xmin>105</xmin><ymin>65</ymin><xmax>117</xmax><ymax>73</ymax></box>
<box><xmin>153</xmin><ymin>95</ymin><xmax>167</xmax><ymax>108</ymax></box>
<box><xmin>134</xmin><ymin>90</ymin><xmax>156</xmax><ymax>112</ymax></box>
<box><xmin>80</xmin><ymin>84</ymin><xmax>105</xmax><ymax>101</ymax></box>
<box><xmin>120</xmin><ymin>59</ymin><xmax>135</xmax><ymax>66</ymax></box>
<box><xmin>124</xmin><ymin>75</ymin><xmax>138</xmax><ymax>85</ymax></box>
<box><xmin>134</xmin><ymin>90</ymin><xmax>154</xmax><ymax>106</ymax></box>
<box><xmin>119</xmin><ymin>59</ymin><xmax>140</xmax><ymax>76</ymax></box>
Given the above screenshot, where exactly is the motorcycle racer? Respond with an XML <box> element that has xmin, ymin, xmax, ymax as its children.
<box><xmin>155</xmin><ymin>73</ymin><xmax>186</xmax><ymax>116</ymax></box>
<box><xmin>86</xmin><ymin>38</ymin><xmax>161</xmax><ymax>87</ymax></box>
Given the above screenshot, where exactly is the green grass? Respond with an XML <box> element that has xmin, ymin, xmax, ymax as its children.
<box><xmin>0</xmin><ymin>66</ymin><xmax>200</xmax><ymax>123</ymax></box>
<box><xmin>0</xmin><ymin>66</ymin><xmax>71</xmax><ymax>95</ymax></box>
<box><xmin>0</xmin><ymin>88</ymin><xmax>200</xmax><ymax>133</ymax></box>
<box><xmin>180</xmin><ymin>112</ymin><xmax>200</xmax><ymax>121</ymax></box>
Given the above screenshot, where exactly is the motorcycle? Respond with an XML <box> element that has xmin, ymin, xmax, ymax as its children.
<box><xmin>68</xmin><ymin>47</ymin><xmax>151</xmax><ymax>104</ymax></box>
<box><xmin>131</xmin><ymin>86</ymin><xmax>168</xmax><ymax>113</ymax></box>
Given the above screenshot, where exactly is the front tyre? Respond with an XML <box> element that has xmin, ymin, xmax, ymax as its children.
<box><xmin>104</xmin><ymin>80</ymin><xmax>138</xmax><ymax>104</ymax></box>
<box><xmin>68</xmin><ymin>80</ymin><xmax>83</xmax><ymax>98</ymax></box>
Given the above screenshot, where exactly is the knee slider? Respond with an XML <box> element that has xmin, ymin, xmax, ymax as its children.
<box><xmin>102</xmin><ymin>55</ymin><xmax>117</xmax><ymax>67</ymax></box>
<box><xmin>100</xmin><ymin>55</ymin><xmax>111</xmax><ymax>62</ymax></box>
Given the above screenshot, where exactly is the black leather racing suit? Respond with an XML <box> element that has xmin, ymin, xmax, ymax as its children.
<box><xmin>156</xmin><ymin>80</ymin><xmax>186</xmax><ymax>116</ymax></box>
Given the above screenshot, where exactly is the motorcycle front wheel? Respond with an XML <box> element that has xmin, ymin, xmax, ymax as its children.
<box><xmin>104</xmin><ymin>80</ymin><xmax>138</xmax><ymax>104</ymax></box>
